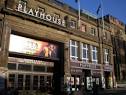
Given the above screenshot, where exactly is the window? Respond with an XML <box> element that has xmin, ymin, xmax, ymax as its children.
<box><xmin>33</xmin><ymin>65</ymin><xmax>45</xmax><ymax>72</ymax></box>
<box><xmin>91</xmin><ymin>46</ymin><xmax>98</xmax><ymax>64</ymax></box>
<box><xmin>103</xmin><ymin>32</ymin><xmax>107</xmax><ymax>40</ymax></box>
<box><xmin>18</xmin><ymin>74</ymin><xmax>24</xmax><ymax>90</ymax></box>
<box><xmin>90</xmin><ymin>28</ymin><xmax>96</xmax><ymax>36</ymax></box>
<box><xmin>25</xmin><ymin>75</ymin><xmax>31</xmax><ymax>90</ymax></box>
<box><xmin>33</xmin><ymin>76</ymin><xmax>38</xmax><ymax>90</ymax></box>
<box><xmin>70</xmin><ymin>20</ymin><xmax>76</xmax><ymax>29</ymax></box>
<box><xmin>81</xmin><ymin>43</ymin><xmax>89</xmax><ymax>63</ymax></box>
<box><xmin>8</xmin><ymin>63</ymin><xmax>16</xmax><ymax>70</ymax></box>
<box><xmin>104</xmin><ymin>49</ymin><xmax>109</xmax><ymax>64</ymax></box>
<box><xmin>18</xmin><ymin>64</ymin><xmax>31</xmax><ymax>71</ymax></box>
<box><xmin>40</xmin><ymin>76</ymin><xmax>45</xmax><ymax>90</ymax></box>
<box><xmin>81</xmin><ymin>24</ymin><xmax>87</xmax><ymax>32</ymax></box>
<box><xmin>70</xmin><ymin>40</ymin><xmax>78</xmax><ymax>60</ymax></box>
<box><xmin>9</xmin><ymin>74</ymin><xmax>15</xmax><ymax>89</ymax></box>
<box><xmin>47</xmin><ymin>67</ymin><xmax>53</xmax><ymax>72</ymax></box>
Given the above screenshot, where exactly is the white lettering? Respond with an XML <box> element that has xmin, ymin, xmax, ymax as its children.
<box><xmin>46</xmin><ymin>14</ymin><xmax>52</xmax><ymax>21</ymax></box>
<box><xmin>57</xmin><ymin>19</ymin><xmax>61</xmax><ymax>25</ymax></box>
<box><xmin>17</xmin><ymin>3</ymin><xmax>23</xmax><ymax>12</ymax></box>
<box><xmin>62</xmin><ymin>20</ymin><xmax>66</xmax><ymax>26</ymax></box>
<box><xmin>16</xmin><ymin>3</ymin><xmax>66</xmax><ymax>27</ymax></box>
<box><xmin>52</xmin><ymin>17</ymin><xmax>57</xmax><ymax>23</ymax></box>
<box><xmin>23</xmin><ymin>2</ymin><xmax>27</xmax><ymax>13</ymax></box>
<box><xmin>34</xmin><ymin>9</ymin><xmax>39</xmax><ymax>17</ymax></box>
<box><xmin>28</xmin><ymin>8</ymin><xmax>34</xmax><ymax>16</ymax></box>
<box><xmin>39</xmin><ymin>12</ymin><xmax>45</xmax><ymax>19</ymax></box>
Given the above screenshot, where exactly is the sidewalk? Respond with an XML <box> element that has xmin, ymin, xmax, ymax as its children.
<box><xmin>98</xmin><ymin>87</ymin><xmax>126</xmax><ymax>94</ymax></box>
<box><xmin>65</xmin><ymin>88</ymin><xmax>126</xmax><ymax>95</ymax></box>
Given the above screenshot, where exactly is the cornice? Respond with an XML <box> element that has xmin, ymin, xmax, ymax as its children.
<box><xmin>2</xmin><ymin>8</ymin><xmax>99</xmax><ymax>43</ymax></box>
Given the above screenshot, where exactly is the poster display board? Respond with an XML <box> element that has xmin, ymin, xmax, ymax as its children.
<box><xmin>9</xmin><ymin>34</ymin><xmax>59</xmax><ymax>59</ymax></box>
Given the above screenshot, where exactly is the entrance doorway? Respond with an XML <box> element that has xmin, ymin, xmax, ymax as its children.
<box><xmin>104</xmin><ymin>71</ymin><xmax>111</xmax><ymax>89</ymax></box>
<box><xmin>82</xmin><ymin>70</ymin><xmax>91</xmax><ymax>91</ymax></box>
<box><xmin>8</xmin><ymin>73</ymin><xmax>53</xmax><ymax>93</ymax></box>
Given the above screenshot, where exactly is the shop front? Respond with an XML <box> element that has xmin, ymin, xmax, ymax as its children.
<box><xmin>70</xmin><ymin>68</ymin><xmax>82</xmax><ymax>92</ymax></box>
<box><xmin>70</xmin><ymin>61</ymin><xmax>102</xmax><ymax>93</ymax></box>
<box><xmin>8</xmin><ymin>57</ymin><xmax>54</xmax><ymax>92</ymax></box>
<box><xmin>8</xmin><ymin>34</ymin><xmax>64</xmax><ymax>95</ymax></box>
<box><xmin>103</xmin><ymin>64</ymin><xmax>113</xmax><ymax>89</ymax></box>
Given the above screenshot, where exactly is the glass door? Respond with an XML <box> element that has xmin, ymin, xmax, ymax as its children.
<box><xmin>8</xmin><ymin>74</ymin><xmax>16</xmax><ymax>89</ymax></box>
<box><xmin>33</xmin><ymin>75</ymin><xmax>39</xmax><ymax>90</ymax></box>
<box><xmin>18</xmin><ymin>74</ymin><xmax>24</xmax><ymax>90</ymax></box>
<box><xmin>46</xmin><ymin>76</ymin><xmax>53</xmax><ymax>94</ymax></box>
<box><xmin>40</xmin><ymin>76</ymin><xmax>45</xmax><ymax>92</ymax></box>
<box><xmin>25</xmin><ymin>75</ymin><xmax>31</xmax><ymax>90</ymax></box>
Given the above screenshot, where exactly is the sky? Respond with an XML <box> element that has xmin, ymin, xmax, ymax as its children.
<box><xmin>60</xmin><ymin>0</ymin><xmax>126</xmax><ymax>24</ymax></box>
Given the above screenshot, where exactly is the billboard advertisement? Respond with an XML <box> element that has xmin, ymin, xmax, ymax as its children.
<box><xmin>9</xmin><ymin>34</ymin><xmax>58</xmax><ymax>59</ymax></box>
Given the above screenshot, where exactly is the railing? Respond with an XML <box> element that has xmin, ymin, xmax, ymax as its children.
<box><xmin>68</xmin><ymin>6</ymin><xmax>78</xmax><ymax>14</ymax></box>
<box><xmin>49</xmin><ymin>0</ymin><xmax>64</xmax><ymax>8</ymax></box>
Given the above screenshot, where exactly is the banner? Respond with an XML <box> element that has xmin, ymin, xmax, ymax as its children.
<box><xmin>9</xmin><ymin>34</ymin><xmax>58</xmax><ymax>59</ymax></box>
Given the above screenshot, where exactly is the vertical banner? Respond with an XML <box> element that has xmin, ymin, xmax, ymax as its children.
<box><xmin>102</xmin><ymin>76</ymin><xmax>105</xmax><ymax>89</ymax></box>
<box><xmin>86</xmin><ymin>77</ymin><xmax>92</xmax><ymax>90</ymax></box>
<box><xmin>70</xmin><ymin>77</ymin><xmax>74</xmax><ymax>85</ymax></box>
<box><xmin>75</xmin><ymin>77</ymin><xmax>80</xmax><ymax>85</ymax></box>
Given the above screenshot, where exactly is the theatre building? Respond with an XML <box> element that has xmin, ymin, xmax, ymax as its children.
<box><xmin>0</xmin><ymin>0</ymin><xmax>115</xmax><ymax>94</ymax></box>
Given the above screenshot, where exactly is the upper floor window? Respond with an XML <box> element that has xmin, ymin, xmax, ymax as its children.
<box><xmin>70</xmin><ymin>40</ymin><xmax>78</xmax><ymax>60</ymax></box>
<box><xmin>102</xmin><ymin>32</ymin><xmax>107</xmax><ymax>40</ymax></box>
<box><xmin>69</xmin><ymin>20</ymin><xmax>76</xmax><ymax>29</ymax></box>
<box><xmin>81</xmin><ymin>43</ymin><xmax>89</xmax><ymax>63</ymax></box>
<box><xmin>90</xmin><ymin>28</ymin><xmax>96</xmax><ymax>36</ymax></box>
<box><xmin>104</xmin><ymin>49</ymin><xmax>109</xmax><ymax>64</ymax></box>
<box><xmin>81</xmin><ymin>24</ymin><xmax>87</xmax><ymax>32</ymax></box>
<box><xmin>91</xmin><ymin>46</ymin><xmax>98</xmax><ymax>64</ymax></box>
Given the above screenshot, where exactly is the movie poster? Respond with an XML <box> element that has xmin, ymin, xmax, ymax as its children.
<box><xmin>9</xmin><ymin>34</ymin><xmax>58</xmax><ymax>59</ymax></box>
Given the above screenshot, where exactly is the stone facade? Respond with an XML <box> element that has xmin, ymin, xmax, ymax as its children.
<box><xmin>0</xmin><ymin>0</ymin><xmax>125</xmax><ymax>94</ymax></box>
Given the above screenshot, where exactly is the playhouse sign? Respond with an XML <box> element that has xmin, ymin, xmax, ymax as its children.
<box><xmin>16</xmin><ymin>1</ymin><xmax>66</xmax><ymax>27</ymax></box>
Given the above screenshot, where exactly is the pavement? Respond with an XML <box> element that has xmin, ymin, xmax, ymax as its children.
<box><xmin>97</xmin><ymin>87</ymin><xmax>126</xmax><ymax>95</ymax></box>
<box><xmin>81</xmin><ymin>88</ymin><xmax>126</xmax><ymax>95</ymax></box>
